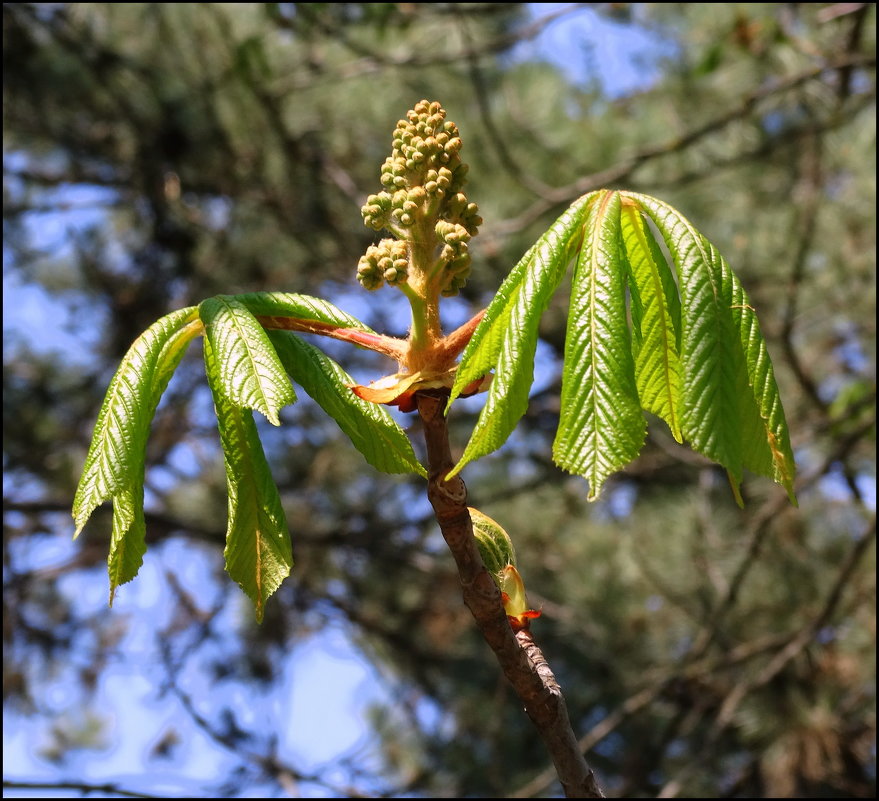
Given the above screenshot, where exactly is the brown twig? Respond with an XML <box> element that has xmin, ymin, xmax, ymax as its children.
<box><xmin>415</xmin><ymin>390</ymin><xmax>604</xmax><ymax>799</ymax></box>
<box><xmin>1</xmin><ymin>780</ymin><xmax>158</xmax><ymax>799</ymax></box>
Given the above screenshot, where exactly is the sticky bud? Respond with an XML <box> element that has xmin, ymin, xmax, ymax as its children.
<box><xmin>499</xmin><ymin>565</ymin><xmax>541</xmax><ymax>632</ymax></box>
<box><xmin>469</xmin><ymin>507</ymin><xmax>516</xmax><ymax>579</ymax></box>
<box><xmin>468</xmin><ymin>508</ymin><xmax>540</xmax><ymax>631</ymax></box>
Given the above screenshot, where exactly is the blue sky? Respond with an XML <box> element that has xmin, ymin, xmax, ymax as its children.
<box><xmin>518</xmin><ymin>3</ymin><xmax>674</xmax><ymax>95</ymax></box>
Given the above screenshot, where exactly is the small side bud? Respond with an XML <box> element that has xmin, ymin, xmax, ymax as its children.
<box><xmin>499</xmin><ymin>565</ymin><xmax>541</xmax><ymax>632</ymax></box>
<box><xmin>469</xmin><ymin>508</ymin><xmax>516</xmax><ymax>581</ymax></box>
<box><xmin>469</xmin><ymin>508</ymin><xmax>540</xmax><ymax>631</ymax></box>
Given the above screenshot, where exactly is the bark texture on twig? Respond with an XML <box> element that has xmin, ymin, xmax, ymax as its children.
<box><xmin>416</xmin><ymin>390</ymin><xmax>604</xmax><ymax>799</ymax></box>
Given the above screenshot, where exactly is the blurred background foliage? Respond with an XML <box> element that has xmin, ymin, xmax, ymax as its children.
<box><xmin>3</xmin><ymin>3</ymin><xmax>875</xmax><ymax>798</ymax></box>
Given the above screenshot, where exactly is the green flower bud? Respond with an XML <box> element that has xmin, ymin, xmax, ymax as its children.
<box><xmin>384</xmin><ymin>266</ymin><xmax>404</xmax><ymax>284</ymax></box>
<box><xmin>445</xmin><ymin>137</ymin><xmax>463</xmax><ymax>155</ymax></box>
<box><xmin>441</xmin><ymin>274</ymin><xmax>468</xmax><ymax>297</ymax></box>
<box><xmin>357</xmin><ymin>255</ymin><xmax>384</xmax><ymax>290</ymax></box>
<box><xmin>446</xmin><ymin>193</ymin><xmax>466</xmax><ymax>216</ymax></box>
<box><xmin>450</xmin><ymin>252</ymin><xmax>471</xmax><ymax>274</ymax></box>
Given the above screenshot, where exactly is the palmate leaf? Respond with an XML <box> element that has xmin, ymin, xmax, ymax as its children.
<box><xmin>553</xmin><ymin>191</ymin><xmax>646</xmax><ymax>500</ymax></box>
<box><xmin>72</xmin><ymin>307</ymin><xmax>202</xmax><ymax>598</ymax></box>
<box><xmin>267</xmin><ymin>330</ymin><xmax>425</xmax><ymax>477</ymax></box>
<box><xmin>627</xmin><ymin>192</ymin><xmax>796</xmax><ymax>503</ymax></box>
<box><xmin>447</xmin><ymin>192</ymin><xmax>599</xmax><ymax>477</ymax></box>
<box><xmin>451</xmin><ymin>188</ymin><xmax>795</xmax><ymax>503</ymax></box>
<box><xmin>204</xmin><ymin>338</ymin><xmax>292</xmax><ymax>622</ymax></box>
<box><xmin>199</xmin><ymin>295</ymin><xmax>296</xmax><ymax>426</ymax></box>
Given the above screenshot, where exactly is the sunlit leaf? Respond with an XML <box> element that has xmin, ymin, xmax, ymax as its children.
<box><xmin>620</xmin><ymin>201</ymin><xmax>683</xmax><ymax>442</ymax></box>
<box><xmin>449</xmin><ymin>187</ymin><xmax>795</xmax><ymax>504</ymax></box>
<box><xmin>73</xmin><ymin>308</ymin><xmax>201</xmax><ymax>534</ymax></box>
<box><xmin>268</xmin><ymin>331</ymin><xmax>426</xmax><ymax>477</ymax></box>
<box><xmin>71</xmin><ymin>307</ymin><xmax>202</xmax><ymax>596</ymax></box>
<box><xmin>204</xmin><ymin>338</ymin><xmax>292</xmax><ymax>622</ymax></box>
<box><xmin>234</xmin><ymin>291</ymin><xmax>374</xmax><ymax>332</ymax></box>
<box><xmin>448</xmin><ymin>192</ymin><xmax>598</xmax><ymax>477</ymax></box>
<box><xmin>107</xmin><ymin>483</ymin><xmax>145</xmax><ymax>604</ymax></box>
<box><xmin>200</xmin><ymin>295</ymin><xmax>296</xmax><ymax>426</ymax></box>
<box><xmin>553</xmin><ymin>190</ymin><xmax>645</xmax><ymax>499</ymax></box>
<box><xmin>627</xmin><ymin>192</ymin><xmax>796</xmax><ymax>503</ymax></box>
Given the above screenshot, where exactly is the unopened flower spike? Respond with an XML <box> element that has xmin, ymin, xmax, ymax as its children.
<box><xmin>357</xmin><ymin>100</ymin><xmax>483</xmax><ymax>298</ymax></box>
<box><xmin>351</xmin><ymin>100</ymin><xmax>490</xmax><ymax>409</ymax></box>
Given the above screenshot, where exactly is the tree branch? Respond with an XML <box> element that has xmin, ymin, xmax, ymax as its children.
<box><xmin>480</xmin><ymin>53</ymin><xmax>876</xmax><ymax>245</ymax></box>
<box><xmin>2</xmin><ymin>780</ymin><xmax>158</xmax><ymax>799</ymax></box>
<box><xmin>415</xmin><ymin>390</ymin><xmax>604</xmax><ymax>799</ymax></box>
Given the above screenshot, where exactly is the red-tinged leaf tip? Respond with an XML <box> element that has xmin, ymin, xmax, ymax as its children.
<box><xmin>499</xmin><ymin>565</ymin><xmax>540</xmax><ymax>631</ymax></box>
<box><xmin>507</xmin><ymin>609</ymin><xmax>542</xmax><ymax>633</ymax></box>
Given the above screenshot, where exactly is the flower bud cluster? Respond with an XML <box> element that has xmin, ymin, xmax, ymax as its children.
<box><xmin>356</xmin><ymin>239</ymin><xmax>410</xmax><ymax>290</ymax></box>
<box><xmin>358</xmin><ymin>100</ymin><xmax>483</xmax><ymax>296</ymax></box>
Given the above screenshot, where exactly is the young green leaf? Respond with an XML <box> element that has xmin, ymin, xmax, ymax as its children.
<box><xmin>234</xmin><ymin>291</ymin><xmax>375</xmax><ymax>331</ymax></box>
<box><xmin>553</xmin><ymin>191</ymin><xmax>646</xmax><ymax>499</ymax></box>
<box><xmin>72</xmin><ymin>307</ymin><xmax>202</xmax><ymax>597</ymax></box>
<box><xmin>199</xmin><ymin>295</ymin><xmax>296</xmax><ymax>426</ymax></box>
<box><xmin>713</xmin><ymin>234</ymin><xmax>798</xmax><ymax>503</ymax></box>
<box><xmin>620</xmin><ymin>201</ymin><xmax>683</xmax><ymax>443</ymax></box>
<box><xmin>204</xmin><ymin>338</ymin><xmax>293</xmax><ymax>622</ymax></box>
<box><xmin>267</xmin><ymin>331</ymin><xmax>426</xmax><ymax>477</ymax></box>
<box><xmin>626</xmin><ymin>192</ymin><xmax>796</xmax><ymax>503</ymax></box>
<box><xmin>447</xmin><ymin>240</ymin><xmax>538</xmax><ymax>407</ymax></box>
<box><xmin>108</xmin><ymin>483</ymin><xmax>146</xmax><ymax>603</ymax></box>
<box><xmin>448</xmin><ymin>192</ymin><xmax>599</xmax><ymax>477</ymax></box>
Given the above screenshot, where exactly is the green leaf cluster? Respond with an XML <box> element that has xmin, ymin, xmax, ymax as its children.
<box><xmin>72</xmin><ymin>190</ymin><xmax>798</xmax><ymax>620</ymax></box>
<box><xmin>450</xmin><ymin>190</ymin><xmax>796</xmax><ymax>504</ymax></box>
<box><xmin>72</xmin><ymin>293</ymin><xmax>424</xmax><ymax>620</ymax></box>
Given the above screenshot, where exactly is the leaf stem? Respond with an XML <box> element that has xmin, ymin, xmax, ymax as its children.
<box><xmin>256</xmin><ymin>316</ymin><xmax>407</xmax><ymax>362</ymax></box>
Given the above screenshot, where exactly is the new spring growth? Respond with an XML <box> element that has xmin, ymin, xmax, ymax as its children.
<box><xmin>348</xmin><ymin>101</ymin><xmax>491</xmax><ymax>407</ymax></box>
<box><xmin>357</xmin><ymin>100</ymin><xmax>483</xmax><ymax>299</ymax></box>
<box><xmin>470</xmin><ymin>508</ymin><xmax>541</xmax><ymax>632</ymax></box>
